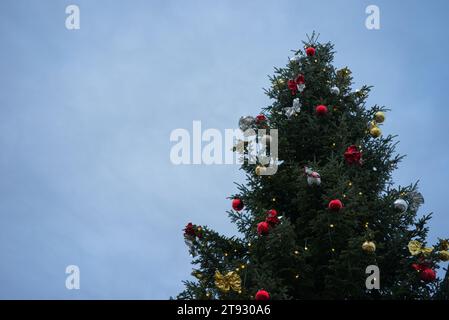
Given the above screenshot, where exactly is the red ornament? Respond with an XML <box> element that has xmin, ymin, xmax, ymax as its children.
<box><xmin>287</xmin><ymin>74</ymin><xmax>305</xmax><ymax>95</ymax></box>
<box><xmin>315</xmin><ymin>105</ymin><xmax>328</xmax><ymax>116</ymax></box>
<box><xmin>232</xmin><ymin>198</ymin><xmax>244</xmax><ymax>211</ymax></box>
<box><xmin>266</xmin><ymin>209</ymin><xmax>280</xmax><ymax>226</ymax></box>
<box><xmin>255</xmin><ymin>114</ymin><xmax>267</xmax><ymax>124</ymax></box>
<box><xmin>344</xmin><ymin>145</ymin><xmax>362</xmax><ymax>165</ymax></box>
<box><xmin>328</xmin><ymin>199</ymin><xmax>343</xmax><ymax>211</ymax></box>
<box><xmin>411</xmin><ymin>263</ymin><xmax>423</xmax><ymax>272</ymax></box>
<box><xmin>255</xmin><ymin>289</ymin><xmax>270</xmax><ymax>300</ymax></box>
<box><xmin>183</xmin><ymin>222</ymin><xmax>202</xmax><ymax>239</ymax></box>
<box><xmin>257</xmin><ymin>221</ymin><xmax>270</xmax><ymax>235</ymax></box>
<box><xmin>184</xmin><ymin>222</ymin><xmax>196</xmax><ymax>237</ymax></box>
<box><xmin>420</xmin><ymin>268</ymin><xmax>436</xmax><ymax>282</ymax></box>
<box><xmin>287</xmin><ymin>80</ymin><xmax>298</xmax><ymax>95</ymax></box>
<box><xmin>305</xmin><ymin>47</ymin><xmax>316</xmax><ymax>57</ymax></box>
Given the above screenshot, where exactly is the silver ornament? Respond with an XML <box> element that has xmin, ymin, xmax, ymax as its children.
<box><xmin>330</xmin><ymin>86</ymin><xmax>340</xmax><ymax>95</ymax></box>
<box><xmin>297</xmin><ymin>83</ymin><xmax>306</xmax><ymax>93</ymax></box>
<box><xmin>409</xmin><ymin>191</ymin><xmax>424</xmax><ymax>211</ymax></box>
<box><xmin>394</xmin><ymin>198</ymin><xmax>408</xmax><ymax>213</ymax></box>
<box><xmin>305</xmin><ymin>166</ymin><xmax>321</xmax><ymax>186</ymax></box>
<box><xmin>239</xmin><ymin>116</ymin><xmax>255</xmax><ymax>131</ymax></box>
<box><xmin>307</xmin><ymin>172</ymin><xmax>321</xmax><ymax>186</ymax></box>
<box><xmin>289</xmin><ymin>55</ymin><xmax>302</xmax><ymax>65</ymax></box>
<box><xmin>285</xmin><ymin>98</ymin><xmax>301</xmax><ymax>118</ymax></box>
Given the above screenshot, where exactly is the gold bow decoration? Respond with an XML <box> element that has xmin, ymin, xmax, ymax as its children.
<box><xmin>408</xmin><ymin>240</ymin><xmax>433</xmax><ymax>256</ymax></box>
<box><xmin>214</xmin><ymin>271</ymin><xmax>241</xmax><ymax>293</ymax></box>
<box><xmin>439</xmin><ymin>238</ymin><xmax>449</xmax><ymax>251</ymax></box>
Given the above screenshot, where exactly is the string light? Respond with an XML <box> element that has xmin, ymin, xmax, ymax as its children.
<box><xmin>295</xmin><ymin>274</ymin><xmax>300</xmax><ymax>279</ymax></box>
<box><xmin>236</xmin><ymin>268</ymin><xmax>240</xmax><ymax>272</ymax></box>
<box><xmin>294</xmin><ymin>250</ymin><xmax>299</xmax><ymax>255</ymax></box>
<box><xmin>272</xmin><ymin>198</ymin><xmax>276</xmax><ymax>202</ymax></box>
<box><xmin>330</xmin><ymin>224</ymin><xmax>334</xmax><ymax>228</ymax></box>
<box><xmin>248</xmin><ymin>242</ymin><xmax>252</xmax><ymax>247</ymax></box>
<box><xmin>224</xmin><ymin>253</ymin><xmax>228</xmax><ymax>257</ymax></box>
<box><xmin>241</xmin><ymin>265</ymin><xmax>245</xmax><ymax>269</ymax></box>
<box><xmin>206</xmin><ymin>292</ymin><xmax>211</xmax><ymax>297</ymax></box>
<box><xmin>343</xmin><ymin>194</ymin><xmax>347</xmax><ymax>198</ymax></box>
<box><xmin>359</xmin><ymin>192</ymin><xmax>363</xmax><ymax>196</ymax></box>
<box><xmin>331</xmin><ymin>248</ymin><xmax>336</xmax><ymax>252</ymax></box>
<box><xmin>348</xmin><ymin>182</ymin><xmax>352</xmax><ymax>187</ymax></box>
<box><xmin>304</xmin><ymin>246</ymin><xmax>309</xmax><ymax>251</ymax></box>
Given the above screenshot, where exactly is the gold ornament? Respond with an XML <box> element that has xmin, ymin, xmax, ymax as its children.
<box><xmin>408</xmin><ymin>240</ymin><xmax>433</xmax><ymax>256</ymax></box>
<box><xmin>374</xmin><ymin>111</ymin><xmax>385</xmax><ymax>123</ymax></box>
<box><xmin>362</xmin><ymin>241</ymin><xmax>376</xmax><ymax>253</ymax></box>
<box><xmin>273</xmin><ymin>78</ymin><xmax>285</xmax><ymax>89</ymax></box>
<box><xmin>440</xmin><ymin>239</ymin><xmax>449</xmax><ymax>250</ymax></box>
<box><xmin>439</xmin><ymin>251</ymin><xmax>449</xmax><ymax>261</ymax></box>
<box><xmin>370</xmin><ymin>126</ymin><xmax>382</xmax><ymax>138</ymax></box>
<box><xmin>214</xmin><ymin>271</ymin><xmax>241</xmax><ymax>293</ymax></box>
<box><xmin>255</xmin><ymin>165</ymin><xmax>266</xmax><ymax>176</ymax></box>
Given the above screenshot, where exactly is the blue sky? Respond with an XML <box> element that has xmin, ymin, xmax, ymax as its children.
<box><xmin>0</xmin><ymin>0</ymin><xmax>448</xmax><ymax>299</ymax></box>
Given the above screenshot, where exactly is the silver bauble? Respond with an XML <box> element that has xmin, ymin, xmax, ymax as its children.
<box><xmin>330</xmin><ymin>86</ymin><xmax>340</xmax><ymax>95</ymax></box>
<box><xmin>394</xmin><ymin>198</ymin><xmax>408</xmax><ymax>213</ymax></box>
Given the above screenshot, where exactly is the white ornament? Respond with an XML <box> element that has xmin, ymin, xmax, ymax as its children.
<box><xmin>394</xmin><ymin>198</ymin><xmax>408</xmax><ymax>213</ymax></box>
<box><xmin>330</xmin><ymin>86</ymin><xmax>340</xmax><ymax>95</ymax></box>
<box><xmin>297</xmin><ymin>83</ymin><xmax>306</xmax><ymax>93</ymax></box>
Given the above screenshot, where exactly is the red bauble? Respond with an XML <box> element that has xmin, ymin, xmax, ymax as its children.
<box><xmin>266</xmin><ymin>209</ymin><xmax>280</xmax><ymax>226</ymax></box>
<box><xmin>420</xmin><ymin>268</ymin><xmax>436</xmax><ymax>282</ymax></box>
<box><xmin>232</xmin><ymin>198</ymin><xmax>244</xmax><ymax>211</ymax></box>
<box><xmin>267</xmin><ymin>209</ymin><xmax>278</xmax><ymax>217</ymax></box>
<box><xmin>256</xmin><ymin>114</ymin><xmax>267</xmax><ymax>124</ymax></box>
<box><xmin>344</xmin><ymin>145</ymin><xmax>362</xmax><ymax>165</ymax></box>
<box><xmin>328</xmin><ymin>199</ymin><xmax>343</xmax><ymax>211</ymax></box>
<box><xmin>305</xmin><ymin>47</ymin><xmax>316</xmax><ymax>56</ymax></box>
<box><xmin>315</xmin><ymin>105</ymin><xmax>328</xmax><ymax>116</ymax></box>
<box><xmin>257</xmin><ymin>221</ymin><xmax>270</xmax><ymax>235</ymax></box>
<box><xmin>255</xmin><ymin>289</ymin><xmax>270</xmax><ymax>300</ymax></box>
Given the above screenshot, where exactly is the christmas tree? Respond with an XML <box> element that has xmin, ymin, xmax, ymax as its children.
<box><xmin>178</xmin><ymin>34</ymin><xmax>449</xmax><ymax>300</ymax></box>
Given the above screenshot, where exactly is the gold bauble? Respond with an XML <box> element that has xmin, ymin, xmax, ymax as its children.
<box><xmin>255</xmin><ymin>166</ymin><xmax>266</xmax><ymax>176</ymax></box>
<box><xmin>273</xmin><ymin>78</ymin><xmax>285</xmax><ymax>89</ymax></box>
<box><xmin>370</xmin><ymin>126</ymin><xmax>382</xmax><ymax>138</ymax></box>
<box><xmin>362</xmin><ymin>241</ymin><xmax>376</xmax><ymax>253</ymax></box>
<box><xmin>439</xmin><ymin>251</ymin><xmax>449</xmax><ymax>261</ymax></box>
<box><xmin>374</xmin><ymin>111</ymin><xmax>385</xmax><ymax>123</ymax></box>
